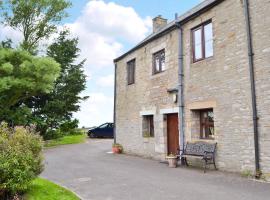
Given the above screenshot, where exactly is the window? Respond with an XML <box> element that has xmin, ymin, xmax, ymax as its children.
<box><xmin>99</xmin><ymin>123</ymin><xmax>108</xmax><ymax>128</ymax></box>
<box><xmin>200</xmin><ymin>109</ymin><xmax>214</xmax><ymax>139</ymax></box>
<box><xmin>192</xmin><ymin>21</ymin><xmax>213</xmax><ymax>62</ymax></box>
<box><xmin>127</xmin><ymin>59</ymin><xmax>135</xmax><ymax>85</ymax></box>
<box><xmin>142</xmin><ymin>115</ymin><xmax>154</xmax><ymax>137</ymax></box>
<box><xmin>153</xmin><ymin>49</ymin><xmax>165</xmax><ymax>74</ymax></box>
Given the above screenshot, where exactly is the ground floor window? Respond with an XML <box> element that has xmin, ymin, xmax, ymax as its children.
<box><xmin>142</xmin><ymin>115</ymin><xmax>154</xmax><ymax>137</ymax></box>
<box><xmin>200</xmin><ymin>109</ymin><xmax>215</xmax><ymax>139</ymax></box>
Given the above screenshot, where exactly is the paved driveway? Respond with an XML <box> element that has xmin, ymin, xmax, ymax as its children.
<box><xmin>42</xmin><ymin>139</ymin><xmax>270</xmax><ymax>200</ymax></box>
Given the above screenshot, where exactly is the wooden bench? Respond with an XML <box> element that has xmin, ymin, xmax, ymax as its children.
<box><xmin>178</xmin><ymin>141</ymin><xmax>217</xmax><ymax>173</ymax></box>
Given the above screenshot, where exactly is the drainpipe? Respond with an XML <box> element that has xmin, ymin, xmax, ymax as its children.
<box><xmin>113</xmin><ymin>63</ymin><xmax>117</xmax><ymax>144</ymax></box>
<box><xmin>243</xmin><ymin>0</ymin><xmax>260</xmax><ymax>178</ymax></box>
<box><xmin>175</xmin><ymin>21</ymin><xmax>185</xmax><ymax>165</ymax></box>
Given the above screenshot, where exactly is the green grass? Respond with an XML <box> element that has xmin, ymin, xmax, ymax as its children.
<box><xmin>44</xmin><ymin>134</ymin><xmax>87</xmax><ymax>148</ymax></box>
<box><xmin>24</xmin><ymin>178</ymin><xmax>79</xmax><ymax>200</ymax></box>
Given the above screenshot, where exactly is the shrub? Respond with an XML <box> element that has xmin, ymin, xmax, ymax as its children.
<box><xmin>60</xmin><ymin>119</ymin><xmax>81</xmax><ymax>135</ymax></box>
<box><xmin>0</xmin><ymin>123</ymin><xmax>44</xmax><ymax>199</ymax></box>
<box><xmin>43</xmin><ymin>129</ymin><xmax>63</xmax><ymax>140</ymax></box>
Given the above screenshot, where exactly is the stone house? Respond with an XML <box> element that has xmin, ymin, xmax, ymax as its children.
<box><xmin>113</xmin><ymin>0</ymin><xmax>270</xmax><ymax>176</ymax></box>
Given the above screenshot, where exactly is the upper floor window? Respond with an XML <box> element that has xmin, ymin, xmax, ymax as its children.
<box><xmin>153</xmin><ymin>49</ymin><xmax>165</xmax><ymax>74</ymax></box>
<box><xmin>192</xmin><ymin>21</ymin><xmax>213</xmax><ymax>62</ymax></box>
<box><xmin>127</xmin><ymin>59</ymin><xmax>135</xmax><ymax>85</ymax></box>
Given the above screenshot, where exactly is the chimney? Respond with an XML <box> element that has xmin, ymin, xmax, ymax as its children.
<box><xmin>152</xmin><ymin>15</ymin><xmax>167</xmax><ymax>33</ymax></box>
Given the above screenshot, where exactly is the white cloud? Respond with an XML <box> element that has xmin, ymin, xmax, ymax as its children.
<box><xmin>96</xmin><ymin>74</ymin><xmax>114</xmax><ymax>87</ymax></box>
<box><xmin>0</xmin><ymin>24</ymin><xmax>22</xmax><ymax>46</ymax></box>
<box><xmin>73</xmin><ymin>92</ymin><xmax>114</xmax><ymax>127</ymax></box>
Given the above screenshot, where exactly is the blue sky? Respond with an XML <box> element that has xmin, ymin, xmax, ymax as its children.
<box><xmin>0</xmin><ymin>0</ymin><xmax>203</xmax><ymax>127</ymax></box>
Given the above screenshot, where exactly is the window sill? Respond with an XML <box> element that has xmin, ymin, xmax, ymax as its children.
<box><xmin>150</xmin><ymin>70</ymin><xmax>167</xmax><ymax>79</ymax></box>
<box><xmin>192</xmin><ymin>55</ymin><xmax>214</xmax><ymax>65</ymax></box>
<box><xmin>198</xmin><ymin>138</ymin><xmax>216</xmax><ymax>141</ymax></box>
<box><xmin>143</xmin><ymin>137</ymin><xmax>155</xmax><ymax>143</ymax></box>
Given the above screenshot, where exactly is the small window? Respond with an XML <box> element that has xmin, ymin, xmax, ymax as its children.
<box><xmin>99</xmin><ymin>123</ymin><xmax>108</xmax><ymax>128</ymax></box>
<box><xmin>127</xmin><ymin>59</ymin><xmax>135</xmax><ymax>85</ymax></box>
<box><xmin>200</xmin><ymin>109</ymin><xmax>214</xmax><ymax>139</ymax></box>
<box><xmin>142</xmin><ymin>115</ymin><xmax>154</xmax><ymax>137</ymax></box>
<box><xmin>192</xmin><ymin>21</ymin><xmax>213</xmax><ymax>62</ymax></box>
<box><xmin>153</xmin><ymin>49</ymin><xmax>165</xmax><ymax>74</ymax></box>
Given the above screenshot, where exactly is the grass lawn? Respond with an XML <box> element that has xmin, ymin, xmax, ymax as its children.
<box><xmin>24</xmin><ymin>178</ymin><xmax>79</xmax><ymax>200</ymax></box>
<box><xmin>44</xmin><ymin>134</ymin><xmax>87</xmax><ymax>148</ymax></box>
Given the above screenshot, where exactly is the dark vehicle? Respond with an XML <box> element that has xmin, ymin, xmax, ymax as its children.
<box><xmin>87</xmin><ymin>122</ymin><xmax>114</xmax><ymax>138</ymax></box>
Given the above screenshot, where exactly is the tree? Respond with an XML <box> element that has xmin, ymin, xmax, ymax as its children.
<box><xmin>28</xmin><ymin>30</ymin><xmax>87</xmax><ymax>137</ymax></box>
<box><xmin>0</xmin><ymin>48</ymin><xmax>61</xmax><ymax>125</ymax></box>
<box><xmin>1</xmin><ymin>0</ymin><xmax>71</xmax><ymax>53</ymax></box>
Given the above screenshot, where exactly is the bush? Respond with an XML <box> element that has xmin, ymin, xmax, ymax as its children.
<box><xmin>43</xmin><ymin>129</ymin><xmax>63</xmax><ymax>140</ymax></box>
<box><xmin>59</xmin><ymin>119</ymin><xmax>81</xmax><ymax>135</ymax></box>
<box><xmin>0</xmin><ymin>123</ymin><xmax>44</xmax><ymax>199</ymax></box>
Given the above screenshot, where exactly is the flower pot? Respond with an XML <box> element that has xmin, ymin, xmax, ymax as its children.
<box><xmin>112</xmin><ymin>146</ymin><xmax>121</xmax><ymax>154</ymax></box>
<box><xmin>167</xmin><ymin>156</ymin><xmax>177</xmax><ymax>168</ymax></box>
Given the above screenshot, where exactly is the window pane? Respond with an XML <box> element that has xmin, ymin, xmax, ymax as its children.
<box><xmin>200</xmin><ymin>109</ymin><xmax>215</xmax><ymax>139</ymax></box>
<box><xmin>155</xmin><ymin>56</ymin><xmax>159</xmax><ymax>72</ymax></box>
<box><xmin>127</xmin><ymin>60</ymin><xmax>135</xmax><ymax>84</ymax></box>
<box><xmin>194</xmin><ymin>29</ymin><xmax>202</xmax><ymax>60</ymax></box>
<box><xmin>205</xmin><ymin>41</ymin><xmax>213</xmax><ymax>58</ymax></box>
<box><xmin>160</xmin><ymin>51</ymin><xmax>165</xmax><ymax>71</ymax></box>
<box><xmin>204</xmin><ymin>23</ymin><xmax>213</xmax><ymax>57</ymax></box>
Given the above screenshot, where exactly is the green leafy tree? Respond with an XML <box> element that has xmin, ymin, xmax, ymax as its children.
<box><xmin>0</xmin><ymin>48</ymin><xmax>61</xmax><ymax>125</ymax></box>
<box><xmin>28</xmin><ymin>30</ymin><xmax>87</xmax><ymax>137</ymax></box>
<box><xmin>1</xmin><ymin>0</ymin><xmax>71</xmax><ymax>53</ymax></box>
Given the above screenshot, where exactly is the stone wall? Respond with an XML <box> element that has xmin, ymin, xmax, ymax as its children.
<box><xmin>115</xmin><ymin>29</ymin><xmax>179</xmax><ymax>160</ymax></box>
<box><xmin>183</xmin><ymin>0</ymin><xmax>256</xmax><ymax>172</ymax></box>
<box><xmin>249</xmin><ymin>0</ymin><xmax>270</xmax><ymax>178</ymax></box>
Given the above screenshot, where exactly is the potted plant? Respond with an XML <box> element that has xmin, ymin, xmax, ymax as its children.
<box><xmin>112</xmin><ymin>143</ymin><xmax>123</xmax><ymax>154</ymax></box>
<box><xmin>166</xmin><ymin>153</ymin><xmax>178</xmax><ymax>168</ymax></box>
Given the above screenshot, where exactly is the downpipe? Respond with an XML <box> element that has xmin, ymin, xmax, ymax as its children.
<box><xmin>113</xmin><ymin>63</ymin><xmax>117</xmax><ymax>144</ymax></box>
<box><xmin>243</xmin><ymin>0</ymin><xmax>261</xmax><ymax>178</ymax></box>
<box><xmin>175</xmin><ymin>21</ymin><xmax>185</xmax><ymax>165</ymax></box>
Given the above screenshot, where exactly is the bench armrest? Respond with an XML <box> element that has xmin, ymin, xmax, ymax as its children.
<box><xmin>203</xmin><ymin>151</ymin><xmax>214</xmax><ymax>159</ymax></box>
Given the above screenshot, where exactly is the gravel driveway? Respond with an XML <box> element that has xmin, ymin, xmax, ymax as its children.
<box><xmin>41</xmin><ymin>139</ymin><xmax>270</xmax><ymax>200</ymax></box>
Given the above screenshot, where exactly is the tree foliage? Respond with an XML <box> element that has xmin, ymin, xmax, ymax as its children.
<box><xmin>28</xmin><ymin>30</ymin><xmax>87</xmax><ymax>137</ymax></box>
<box><xmin>1</xmin><ymin>0</ymin><xmax>71</xmax><ymax>53</ymax></box>
<box><xmin>0</xmin><ymin>48</ymin><xmax>61</xmax><ymax>125</ymax></box>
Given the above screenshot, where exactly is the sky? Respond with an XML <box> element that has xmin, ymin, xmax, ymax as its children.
<box><xmin>0</xmin><ymin>0</ymin><xmax>203</xmax><ymax>128</ymax></box>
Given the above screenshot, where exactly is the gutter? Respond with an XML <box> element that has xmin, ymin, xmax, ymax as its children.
<box><xmin>113</xmin><ymin>63</ymin><xmax>117</xmax><ymax>144</ymax></box>
<box><xmin>243</xmin><ymin>0</ymin><xmax>261</xmax><ymax>178</ymax></box>
<box><xmin>175</xmin><ymin>21</ymin><xmax>185</xmax><ymax>165</ymax></box>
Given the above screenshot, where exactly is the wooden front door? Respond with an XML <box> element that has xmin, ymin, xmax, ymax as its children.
<box><xmin>167</xmin><ymin>113</ymin><xmax>179</xmax><ymax>155</ymax></box>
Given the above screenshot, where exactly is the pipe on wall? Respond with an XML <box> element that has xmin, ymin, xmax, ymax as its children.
<box><xmin>113</xmin><ymin>63</ymin><xmax>117</xmax><ymax>144</ymax></box>
<box><xmin>243</xmin><ymin>0</ymin><xmax>261</xmax><ymax>178</ymax></box>
<box><xmin>176</xmin><ymin>22</ymin><xmax>185</xmax><ymax>165</ymax></box>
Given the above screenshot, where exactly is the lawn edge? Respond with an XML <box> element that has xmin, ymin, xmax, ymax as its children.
<box><xmin>38</xmin><ymin>177</ymin><xmax>83</xmax><ymax>200</ymax></box>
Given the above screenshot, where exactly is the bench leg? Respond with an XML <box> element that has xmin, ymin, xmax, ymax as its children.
<box><xmin>184</xmin><ymin>157</ymin><xmax>189</xmax><ymax>166</ymax></box>
<box><xmin>204</xmin><ymin>160</ymin><xmax>207</xmax><ymax>173</ymax></box>
<box><xmin>213</xmin><ymin>158</ymin><xmax>217</xmax><ymax>170</ymax></box>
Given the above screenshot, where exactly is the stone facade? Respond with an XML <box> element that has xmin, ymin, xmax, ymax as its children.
<box><xmin>114</xmin><ymin>0</ymin><xmax>270</xmax><ymax>175</ymax></box>
<box><xmin>115</xmin><ymin>28</ymin><xmax>179</xmax><ymax>160</ymax></box>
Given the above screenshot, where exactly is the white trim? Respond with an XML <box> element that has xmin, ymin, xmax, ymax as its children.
<box><xmin>139</xmin><ymin>110</ymin><xmax>156</xmax><ymax>116</ymax></box>
<box><xmin>160</xmin><ymin>107</ymin><xmax>179</xmax><ymax>114</ymax></box>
